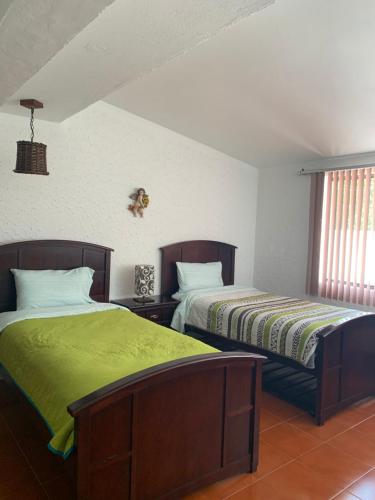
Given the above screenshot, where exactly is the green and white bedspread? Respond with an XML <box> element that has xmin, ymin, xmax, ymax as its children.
<box><xmin>0</xmin><ymin>304</ymin><xmax>217</xmax><ymax>458</ymax></box>
<box><xmin>171</xmin><ymin>286</ymin><xmax>369</xmax><ymax>368</ymax></box>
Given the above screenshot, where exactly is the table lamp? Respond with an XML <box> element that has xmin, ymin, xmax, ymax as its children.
<box><xmin>134</xmin><ymin>264</ymin><xmax>155</xmax><ymax>303</ymax></box>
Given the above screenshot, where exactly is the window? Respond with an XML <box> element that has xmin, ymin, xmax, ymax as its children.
<box><xmin>307</xmin><ymin>167</ymin><xmax>375</xmax><ymax>306</ymax></box>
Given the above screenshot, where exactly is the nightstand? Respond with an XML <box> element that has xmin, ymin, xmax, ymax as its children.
<box><xmin>111</xmin><ymin>295</ymin><xmax>179</xmax><ymax>327</ymax></box>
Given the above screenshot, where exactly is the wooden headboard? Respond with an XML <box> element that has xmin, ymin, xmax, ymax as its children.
<box><xmin>160</xmin><ymin>240</ymin><xmax>237</xmax><ymax>297</ymax></box>
<box><xmin>0</xmin><ymin>240</ymin><xmax>113</xmax><ymax>313</ymax></box>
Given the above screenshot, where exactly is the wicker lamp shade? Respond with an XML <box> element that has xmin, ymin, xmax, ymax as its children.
<box><xmin>134</xmin><ymin>265</ymin><xmax>155</xmax><ymax>302</ymax></box>
<box><xmin>15</xmin><ymin>141</ymin><xmax>48</xmax><ymax>175</ymax></box>
<box><xmin>14</xmin><ymin>99</ymin><xmax>49</xmax><ymax>176</ymax></box>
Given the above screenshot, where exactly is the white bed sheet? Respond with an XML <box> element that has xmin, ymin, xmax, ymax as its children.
<box><xmin>0</xmin><ymin>302</ymin><xmax>124</xmax><ymax>334</ymax></box>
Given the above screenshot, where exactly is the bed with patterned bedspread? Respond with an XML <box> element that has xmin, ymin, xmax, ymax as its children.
<box><xmin>172</xmin><ymin>286</ymin><xmax>369</xmax><ymax>368</ymax></box>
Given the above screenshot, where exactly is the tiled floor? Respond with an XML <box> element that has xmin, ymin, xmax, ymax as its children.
<box><xmin>0</xmin><ymin>379</ymin><xmax>374</xmax><ymax>500</ymax></box>
<box><xmin>186</xmin><ymin>394</ymin><xmax>375</xmax><ymax>500</ymax></box>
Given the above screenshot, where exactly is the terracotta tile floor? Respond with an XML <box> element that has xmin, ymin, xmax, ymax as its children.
<box><xmin>0</xmin><ymin>379</ymin><xmax>374</xmax><ymax>500</ymax></box>
<box><xmin>186</xmin><ymin>394</ymin><xmax>375</xmax><ymax>500</ymax></box>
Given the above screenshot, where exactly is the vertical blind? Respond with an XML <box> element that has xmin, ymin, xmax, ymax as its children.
<box><xmin>318</xmin><ymin>167</ymin><xmax>375</xmax><ymax>306</ymax></box>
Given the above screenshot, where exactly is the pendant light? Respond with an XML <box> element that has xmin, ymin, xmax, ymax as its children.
<box><xmin>14</xmin><ymin>99</ymin><xmax>49</xmax><ymax>175</ymax></box>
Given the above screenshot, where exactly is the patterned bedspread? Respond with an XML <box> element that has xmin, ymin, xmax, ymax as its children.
<box><xmin>174</xmin><ymin>287</ymin><xmax>368</xmax><ymax>368</ymax></box>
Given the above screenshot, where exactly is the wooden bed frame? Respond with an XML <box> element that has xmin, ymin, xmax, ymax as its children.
<box><xmin>160</xmin><ymin>240</ymin><xmax>375</xmax><ymax>425</ymax></box>
<box><xmin>0</xmin><ymin>240</ymin><xmax>265</xmax><ymax>500</ymax></box>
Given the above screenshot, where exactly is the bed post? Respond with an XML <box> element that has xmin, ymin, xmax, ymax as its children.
<box><xmin>314</xmin><ymin>337</ymin><xmax>326</xmax><ymax>426</ymax></box>
<box><xmin>315</xmin><ymin>316</ymin><xmax>375</xmax><ymax>425</ymax></box>
<box><xmin>250</xmin><ymin>360</ymin><xmax>263</xmax><ymax>471</ymax></box>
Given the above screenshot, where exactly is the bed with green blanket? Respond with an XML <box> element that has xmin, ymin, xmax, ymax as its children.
<box><xmin>0</xmin><ymin>303</ymin><xmax>217</xmax><ymax>458</ymax></box>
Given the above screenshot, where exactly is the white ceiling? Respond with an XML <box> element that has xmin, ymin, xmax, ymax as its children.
<box><xmin>0</xmin><ymin>0</ymin><xmax>115</xmax><ymax>104</ymax></box>
<box><xmin>0</xmin><ymin>0</ymin><xmax>274</xmax><ymax>121</ymax></box>
<box><xmin>106</xmin><ymin>0</ymin><xmax>375</xmax><ymax>167</ymax></box>
<box><xmin>2</xmin><ymin>0</ymin><xmax>375</xmax><ymax>168</ymax></box>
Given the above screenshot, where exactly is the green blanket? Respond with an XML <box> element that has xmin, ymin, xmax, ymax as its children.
<box><xmin>0</xmin><ymin>309</ymin><xmax>217</xmax><ymax>457</ymax></box>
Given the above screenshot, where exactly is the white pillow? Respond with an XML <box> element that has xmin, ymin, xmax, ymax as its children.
<box><xmin>176</xmin><ymin>261</ymin><xmax>223</xmax><ymax>293</ymax></box>
<box><xmin>11</xmin><ymin>267</ymin><xmax>95</xmax><ymax>310</ymax></box>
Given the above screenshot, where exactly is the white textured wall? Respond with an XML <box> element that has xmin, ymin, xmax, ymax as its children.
<box><xmin>0</xmin><ymin>102</ymin><xmax>258</xmax><ymax>298</ymax></box>
<box><xmin>254</xmin><ymin>165</ymin><xmax>310</xmax><ymax>296</ymax></box>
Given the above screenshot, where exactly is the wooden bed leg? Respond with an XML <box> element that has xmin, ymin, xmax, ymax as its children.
<box><xmin>315</xmin><ymin>412</ymin><xmax>325</xmax><ymax>426</ymax></box>
<box><xmin>314</xmin><ymin>339</ymin><xmax>326</xmax><ymax>427</ymax></box>
<box><xmin>249</xmin><ymin>362</ymin><xmax>263</xmax><ymax>473</ymax></box>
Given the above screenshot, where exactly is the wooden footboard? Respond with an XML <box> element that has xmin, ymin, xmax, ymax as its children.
<box><xmin>187</xmin><ymin>317</ymin><xmax>375</xmax><ymax>426</ymax></box>
<box><xmin>68</xmin><ymin>352</ymin><xmax>264</xmax><ymax>500</ymax></box>
<box><xmin>315</xmin><ymin>314</ymin><xmax>375</xmax><ymax>425</ymax></box>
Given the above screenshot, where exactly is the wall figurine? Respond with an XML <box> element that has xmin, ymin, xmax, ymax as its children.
<box><xmin>128</xmin><ymin>188</ymin><xmax>150</xmax><ymax>217</ymax></box>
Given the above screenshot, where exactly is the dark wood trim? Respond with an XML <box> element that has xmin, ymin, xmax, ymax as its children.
<box><xmin>0</xmin><ymin>239</ymin><xmax>113</xmax><ymax>252</ymax></box>
<box><xmin>0</xmin><ymin>240</ymin><xmax>113</xmax><ymax>311</ymax></box>
<box><xmin>160</xmin><ymin>240</ymin><xmax>237</xmax><ymax>297</ymax></box>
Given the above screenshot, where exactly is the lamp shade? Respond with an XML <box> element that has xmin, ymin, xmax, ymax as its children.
<box><xmin>14</xmin><ymin>99</ymin><xmax>49</xmax><ymax>175</ymax></box>
<box><xmin>15</xmin><ymin>141</ymin><xmax>48</xmax><ymax>175</ymax></box>
<box><xmin>134</xmin><ymin>265</ymin><xmax>154</xmax><ymax>297</ymax></box>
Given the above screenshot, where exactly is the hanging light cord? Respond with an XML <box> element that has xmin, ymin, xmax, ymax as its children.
<box><xmin>30</xmin><ymin>108</ymin><xmax>35</xmax><ymax>143</ymax></box>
